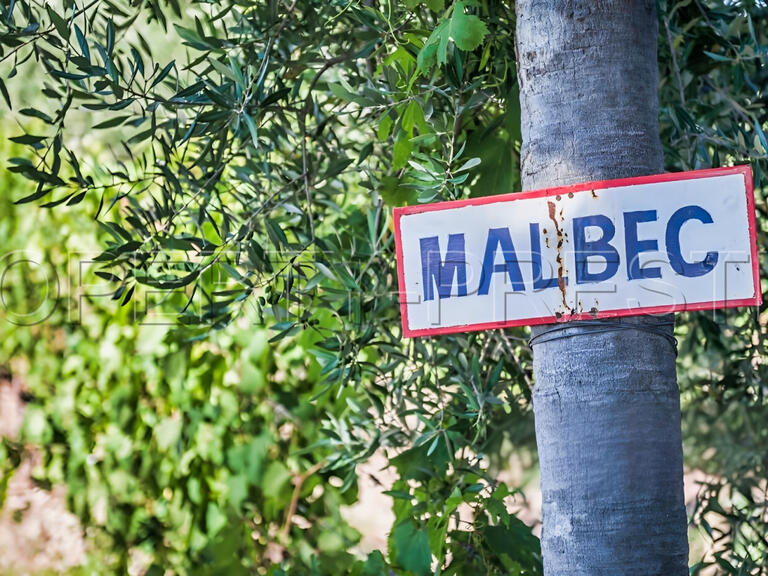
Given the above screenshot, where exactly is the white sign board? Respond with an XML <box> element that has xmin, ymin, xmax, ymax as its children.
<box><xmin>394</xmin><ymin>166</ymin><xmax>760</xmax><ymax>337</ymax></box>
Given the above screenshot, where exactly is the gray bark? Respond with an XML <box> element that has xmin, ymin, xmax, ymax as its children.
<box><xmin>514</xmin><ymin>2</ymin><xmax>689</xmax><ymax>574</ymax></box>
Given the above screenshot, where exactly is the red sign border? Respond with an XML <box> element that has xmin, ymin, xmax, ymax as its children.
<box><xmin>393</xmin><ymin>165</ymin><xmax>761</xmax><ymax>338</ymax></box>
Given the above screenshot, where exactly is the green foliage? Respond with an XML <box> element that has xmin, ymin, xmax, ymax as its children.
<box><xmin>1</xmin><ymin>1</ymin><xmax>537</xmax><ymax>574</ymax></box>
<box><xmin>417</xmin><ymin>1</ymin><xmax>489</xmax><ymax>69</ymax></box>
<box><xmin>659</xmin><ymin>1</ymin><xmax>768</xmax><ymax>572</ymax></box>
<box><xmin>0</xmin><ymin>168</ymin><xmax>372</xmax><ymax>574</ymax></box>
<box><xmin>1</xmin><ymin>0</ymin><xmax>767</xmax><ymax>574</ymax></box>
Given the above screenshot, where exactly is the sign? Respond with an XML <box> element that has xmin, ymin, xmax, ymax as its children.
<box><xmin>394</xmin><ymin>166</ymin><xmax>760</xmax><ymax>337</ymax></box>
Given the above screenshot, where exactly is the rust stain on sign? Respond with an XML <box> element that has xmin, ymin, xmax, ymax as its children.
<box><xmin>547</xmin><ymin>200</ymin><xmax>568</xmax><ymax>311</ymax></box>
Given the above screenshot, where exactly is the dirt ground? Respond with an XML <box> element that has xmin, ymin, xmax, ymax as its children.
<box><xmin>0</xmin><ymin>377</ymin><xmax>85</xmax><ymax>575</ymax></box>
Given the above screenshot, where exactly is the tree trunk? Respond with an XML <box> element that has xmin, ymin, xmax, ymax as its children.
<box><xmin>514</xmin><ymin>2</ymin><xmax>689</xmax><ymax>574</ymax></box>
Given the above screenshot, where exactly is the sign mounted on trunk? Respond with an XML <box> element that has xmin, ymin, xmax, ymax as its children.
<box><xmin>393</xmin><ymin>166</ymin><xmax>760</xmax><ymax>337</ymax></box>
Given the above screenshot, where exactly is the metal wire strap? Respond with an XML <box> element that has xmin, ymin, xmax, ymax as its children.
<box><xmin>527</xmin><ymin>319</ymin><xmax>678</xmax><ymax>355</ymax></box>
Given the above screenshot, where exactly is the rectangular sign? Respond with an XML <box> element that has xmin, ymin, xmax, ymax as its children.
<box><xmin>394</xmin><ymin>166</ymin><xmax>760</xmax><ymax>337</ymax></box>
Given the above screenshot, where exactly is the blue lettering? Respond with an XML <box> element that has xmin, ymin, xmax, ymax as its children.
<box><xmin>573</xmin><ymin>215</ymin><xmax>620</xmax><ymax>284</ymax></box>
<box><xmin>420</xmin><ymin>234</ymin><xmax>468</xmax><ymax>301</ymax></box>
<box><xmin>624</xmin><ymin>210</ymin><xmax>662</xmax><ymax>280</ymax></box>
<box><xmin>478</xmin><ymin>228</ymin><xmax>525</xmax><ymax>295</ymax></box>
<box><xmin>529</xmin><ymin>223</ymin><xmax>564</xmax><ymax>290</ymax></box>
<box><xmin>666</xmin><ymin>205</ymin><xmax>718</xmax><ymax>277</ymax></box>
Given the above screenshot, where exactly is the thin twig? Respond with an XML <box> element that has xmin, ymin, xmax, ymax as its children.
<box><xmin>499</xmin><ymin>330</ymin><xmax>533</xmax><ymax>390</ymax></box>
<box><xmin>298</xmin><ymin>51</ymin><xmax>358</xmax><ymax>240</ymax></box>
<box><xmin>664</xmin><ymin>16</ymin><xmax>686</xmax><ymax>106</ymax></box>
<box><xmin>281</xmin><ymin>461</ymin><xmax>325</xmax><ymax>541</ymax></box>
